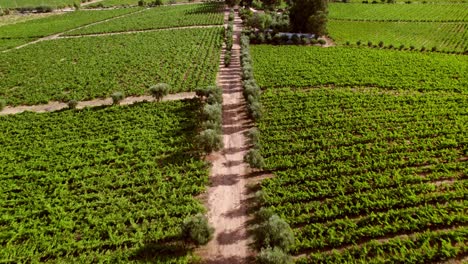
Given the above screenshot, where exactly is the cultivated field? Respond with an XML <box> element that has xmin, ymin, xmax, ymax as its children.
<box><xmin>327</xmin><ymin>2</ymin><xmax>468</xmax><ymax>52</ymax></box>
<box><xmin>0</xmin><ymin>100</ymin><xmax>209</xmax><ymax>263</ymax></box>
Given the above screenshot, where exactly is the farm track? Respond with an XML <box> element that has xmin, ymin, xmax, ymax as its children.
<box><xmin>0</xmin><ymin>92</ymin><xmax>195</xmax><ymax>115</ymax></box>
<box><xmin>199</xmin><ymin>7</ymin><xmax>260</xmax><ymax>264</ymax></box>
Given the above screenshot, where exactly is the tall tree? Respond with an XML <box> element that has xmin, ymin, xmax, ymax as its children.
<box><xmin>289</xmin><ymin>0</ymin><xmax>328</xmax><ymax>34</ymax></box>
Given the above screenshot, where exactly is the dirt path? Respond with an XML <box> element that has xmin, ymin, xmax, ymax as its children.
<box><xmin>0</xmin><ymin>92</ymin><xmax>195</xmax><ymax>115</ymax></box>
<box><xmin>81</xmin><ymin>0</ymin><xmax>105</xmax><ymax>6</ymax></box>
<box><xmin>200</xmin><ymin>8</ymin><xmax>254</xmax><ymax>264</ymax></box>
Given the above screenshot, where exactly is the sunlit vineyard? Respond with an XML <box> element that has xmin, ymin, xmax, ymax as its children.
<box><xmin>68</xmin><ymin>3</ymin><xmax>224</xmax><ymax>35</ymax></box>
<box><xmin>329</xmin><ymin>20</ymin><xmax>468</xmax><ymax>52</ymax></box>
<box><xmin>256</xmin><ymin>87</ymin><xmax>468</xmax><ymax>262</ymax></box>
<box><xmin>0</xmin><ymin>8</ymin><xmax>139</xmax><ymax>51</ymax></box>
<box><xmin>251</xmin><ymin>45</ymin><xmax>467</xmax><ymax>91</ymax></box>
<box><xmin>0</xmin><ymin>27</ymin><xmax>223</xmax><ymax>105</ymax></box>
<box><xmin>329</xmin><ymin>3</ymin><xmax>468</xmax><ymax>22</ymax></box>
<box><xmin>0</xmin><ymin>100</ymin><xmax>208</xmax><ymax>263</ymax></box>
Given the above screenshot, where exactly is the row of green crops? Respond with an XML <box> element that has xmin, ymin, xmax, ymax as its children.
<box><xmin>0</xmin><ymin>27</ymin><xmax>223</xmax><ymax>105</ymax></box>
<box><xmin>250</xmin><ymin>45</ymin><xmax>467</xmax><ymax>92</ymax></box>
<box><xmin>67</xmin><ymin>3</ymin><xmax>224</xmax><ymax>35</ymax></box>
<box><xmin>0</xmin><ymin>0</ymin><xmax>75</xmax><ymax>8</ymax></box>
<box><xmin>328</xmin><ymin>21</ymin><xmax>468</xmax><ymax>53</ymax></box>
<box><xmin>0</xmin><ymin>8</ymin><xmax>140</xmax><ymax>51</ymax></box>
<box><xmin>0</xmin><ymin>12</ymin><xmax>57</xmax><ymax>27</ymax></box>
<box><xmin>329</xmin><ymin>3</ymin><xmax>468</xmax><ymax>22</ymax></box>
<box><xmin>0</xmin><ymin>100</ymin><xmax>208</xmax><ymax>263</ymax></box>
<box><xmin>85</xmin><ymin>0</ymin><xmax>189</xmax><ymax>8</ymax></box>
<box><xmin>255</xmin><ymin>87</ymin><xmax>468</xmax><ymax>262</ymax></box>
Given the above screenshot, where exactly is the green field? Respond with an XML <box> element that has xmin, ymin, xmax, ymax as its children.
<box><xmin>85</xmin><ymin>0</ymin><xmax>190</xmax><ymax>8</ymax></box>
<box><xmin>0</xmin><ymin>27</ymin><xmax>222</xmax><ymax>105</ymax></box>
<box><xmin>328</xmin><ymin>20</ymin><xmax>468</xmax><ymax>52</ymax></box>
<box><xmin>326</xmin><ymin>3</ymin><xmax>468</xmax><ymax>52</ymax></box>
<box><xmin>0</xmin><ymin>100</ymin><xmax>208</xmax><ymax>263</ymax></box>
<box><xmin>329</xmin><ymin>3</ymin><xmax>468</xmax><ymax>22</ymax></box>
<box><xmin>68</xmin><ymin>3</ymin><xmax>224</xmax><ymax>35</ymax></box>
<box><xmin>250</xmin><ymin>45</ymin><xmax>467</xmax><ymax>91</ymax></box>
<box><xmin>255</xmin><ymin>87</ymin><xmax>468</xmax><ymax>262</ymax></box>
<box><xmin>0</xmin><ymin>0</ymin><xmax>76</xmax><ymax>8</ymax></box>
<box><xmin>0</xmin><ymin>8</ymin><xmax>139</xmax><ymax>51</ymax></box>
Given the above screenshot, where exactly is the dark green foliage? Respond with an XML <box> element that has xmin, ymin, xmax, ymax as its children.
<box><xmin>255</xmin><ymin>215</ymin><xmax>295</xmax><ymax>251</ymax></box>
<box><xmin>202</xmin><ymin>103</ymin><xmax>222</xmax><ymax>124</ymax></box>
<box><xmin>182</xmin><ymin>214</ymin><xmax>214</xmax><ymax>246</ymax></box>
<box><xmin>196</xmin><ymin>129</ymin><xmax>223</xmax><ymax>152</ymax></box>
<box><xmin>378</xmin><ymin>40</ymin><xmax>384</xmax><ymax>47</ymax></box>
<box><xmin>67</xmin><ymin>99</ymin><xmax>78</xmax><ymax>109</ymax></box>
<box><xmin>0</xmin><ymin>99</ymin><xmax>5</xmax><ymax>111</ymax></box>
<box><xmin>244</xmin><ymin>149</ymin><xmax>266</xmax><ymax>169</ymax></box>
<box><xmin>149</xmin><ymin>83</ymin><xmax>171</xmax><ymax>102</ymax></box>
<box><xmin>196</xmin><ymin>86</ymin><xmax>222</xmax><ymax>104</ymax></box>
<box><xmin>257</xmin><ymin>247</ymin><xmax>293</xmax><ymax>264</ymax></box>
<box><xmin>289</xmin><ymin>0</ymin><xmax>328</xmax><ymax>33</ymax></box>
<box><xmin>111</xmin><ymin>91</ymin><xmax>124</xmax><ymax>105</ymax></box>
<box><xmin>257</xmin><ymin>207</ymin><xmax>275</xmax><ymax>223</ymax></box>
<box><xmin>307</xmin><ymin>11</ymin><xmax>328</xmax><ymax>36</ymax></box>
<box><xmin>318</xmin><ymin>39</ymin><xmax>326</xmax><ymax>46</ymax></box>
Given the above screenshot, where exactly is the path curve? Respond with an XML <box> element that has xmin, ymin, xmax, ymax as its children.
<box><xmin>200</xmin><ymin>7</ymin><xmax>254</xmax><ymax>264</ymax></box>
<box><xmin>0</xmin><ymin>92</ymin><xmax>195</xmax><ymax>115</ymax></box>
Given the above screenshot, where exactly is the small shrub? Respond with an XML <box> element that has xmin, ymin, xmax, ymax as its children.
<box><xmin>224</xmin><ymin>52</ymin><xmax>231</xmax><ymax>67</ymax></box>
<box><xmin>203</xmin><ymin>103</ymin><xmax>222</xmax><ymax>124</ymax></box>
<box><xmin>0</xmin><ymin>99</ymin><xmax>5</xmax><ymax>111</ymax></box>
<box><xmin>254</xmin><ymin>215</ymin><xmax>295</xmax><ymax>251</ymax></box>
<box><xmin>182</xmin><ymin>214</ymin><xmax>214</xmax><ymax>246</ymax></box>
<box><xmin>248</xmin><ymin>127</ymin><xmax>261</xmax><ymax>146</ymax></box>
<box><xmin>228</xmin><ymin>12</ymin><xmax>235</xmax><ymax>21</ymax></box>
<box><xmin>68</xmin><ymin>99</ymin><xmax>78</xmax><ymax>109</ymax></box>
<box><xmin>249</xmin><ymin>101</ymin><xmax>263</xmax><ymax>120</ymax></box>
<box><xmin>111</xmin><ymin>92</ymin><xmax>125</xmax><ymax>105</ymax></box>
<box><xmin>431</xmin><ymin>46</ymin><xmax>437</xmax><ymax>52</ymax></box>
<box><xmin>318</xmin><ymin>39</ymin><xmax>326</xmax><ymax>46</ymax></box>
<box><xmin>244</xmin><ymin>149</ymin><xmax>266</xmax><ymax>169</ymax></box>
<box><xmin>399</xmin><ymin>44</ymin><xmax>405</xmax><ymax>50</ymax></box>
<box><xmin>138</xmin><ymin>0</ymin><xmax>145</xmax><ymax>6</ymax></box>
<box><xmin>367</xmin><ymin>41</ymin><xmax>373</xmax><ymax>47</ymax></box>
<box><xmin>257</xmin><ymin>247</ymin><xmax>293</xmax><ymax>264</ymax></box>
<box><xmin>197</xmin><ymin>129</ymin><xmax>223</xmax><ymax>152</ymax></box>
<box><xmin>291</xmin><ymin>34</ymin><xmax>300</xmax><ymax>45</ymax></box>
<box><xmin>310</xmin><ymin>38</ymin><xmax>319</xmax><ymax>45</ymax></box>
<box><xmin>410</xmin><ymin>45</ymin><xmax>415</xmax><ymax>50</ymax></box>
<box><xmin>345</xmin><ymin>41</ymin><xmax>350</xmax><ymax>46</ymax></box>
<box><xmin>378</xmin><ymin>41</ymin><xmax>384</xmax><ymax>48</ymax></box>
<box><xmin>421</xmin><ymin>46</ymin><xmax>426</xmax><ymax>52</ymax></box>
<box><xmin>149</xmin><ymin>83</ymin><xmax>171</xmax><ymax>102</ymax></box>
<box><xmin>362</xmin><ymin>0</ymin><xmax>368</xmax><ymax>3</ymax></box>
<box><xmin>388</xmin><ymin>44</ymin><xmax>394</xmax><ymax>49</ymax></box>
<box><xmin>257</xmin><ymin>207</ymin><xmax>274</xmax><ymax>223</ymax></box>
<box><xmin>356</xmin><ymin>40</ymin><xmax>362</xmax><ymax>46</ymax></box>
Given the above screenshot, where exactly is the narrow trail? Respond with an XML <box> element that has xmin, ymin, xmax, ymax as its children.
<box><xmin>0</xmin><ymin>92</ymin><xmax>195</xmax><ymax>115</ymax></box>
<box><xmin>81</xmin><ymin>0</ymin><xmax>105</xmax><ymax>6</ymax></box>
<box><xmin>200</xmin><ymin>8</ymin><xmax>254</xmax><ymax>264</ymax></box>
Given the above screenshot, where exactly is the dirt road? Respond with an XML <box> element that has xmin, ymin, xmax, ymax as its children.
<box><xmin>201</xmin><ymin>8</ymin><xmax>254</xmax><ymax>264</ymax></box>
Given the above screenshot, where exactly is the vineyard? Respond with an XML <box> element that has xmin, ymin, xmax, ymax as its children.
<box><xmin>0</xmin><ymin>0</ymin><xmax>75</xmax><ymax>8</ymax></box>
<box><xmin>329</xmin><ymin>21</ymin><xmax>467</xmax><ymax>52</ymax></box>
<box><xmin>0</xmin><ymin>27</ymin><xmax>222</xmax><ymax>105</ymax></box>
<box><xmin>326</xmin><ymin>2</ymin><xmax>468</xmax><ymax>52</ymax></box>
<box><xmin>250</xmin><ymin>45</ymin><xmax>467</xmax><ymax>91</ymax></box>
<box><xmin>67</xmin><ymin>3</ymin><xmax>224</xmax><ymax>35</ymax></box>
<box><xmin>329</xmin><ymin>3</ymin><xmax>468</xmax><ymax>22</ymax></box>
<box><xmin>85</xmin><ymin>0</ymin><xmax>189</xmax><ymax>8</ymax></box>
<box><xmin>0</xmin><ymin>8</ymin><xmax>139</xmax><ymax>51</ymax></box>
<box><xmin>256</xmin><ymin>87</ymin><xmax>468</xmax><ymax>262</ymax></box>
<box><xmin>0</xmin><ymin>100</ymin><xmax>208</xmax><ymax>263</ymax></box>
